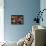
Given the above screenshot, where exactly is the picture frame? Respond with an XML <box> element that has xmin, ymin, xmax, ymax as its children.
<box><xmin>11</xmin><ymin>15</ymin><xmax>24</xmax><ymax>25</ymax></box>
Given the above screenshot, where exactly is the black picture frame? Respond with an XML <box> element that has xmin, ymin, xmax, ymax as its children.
<box><xmin>11</xmin><ymin>15</ymin><xmax>24</xmax><ymax>25</ymax></box>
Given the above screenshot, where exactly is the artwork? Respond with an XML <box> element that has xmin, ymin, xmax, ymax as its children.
<box><xmin>33</xmin><ymin>9</ymin><xmax>46</xmax><ymax>24</ymax></box>
<box><xmin>11</xmin><ymin>15</ymin><xmax>24</xmax><ymax>25</ymax></box>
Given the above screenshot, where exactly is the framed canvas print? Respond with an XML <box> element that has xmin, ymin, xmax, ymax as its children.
<box><xmin>11</xmin><ymin>15</ymin><xmax>24</xmax><ymax>25</ymax></box>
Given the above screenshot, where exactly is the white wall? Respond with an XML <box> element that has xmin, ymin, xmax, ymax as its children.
<box><xmin>0</xmin><ymin>0</ymin><xmax>4</xmax><ymax>42</ymax></box>
<box><xmin>40</xmin><ymin>0</ymin><xmax>46</xmax><ymax>27</ymax></box>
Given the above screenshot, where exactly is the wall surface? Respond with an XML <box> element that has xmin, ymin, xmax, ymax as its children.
<box><xmin>40</xmin><ymin>0</ymin><xmax>46</xmax><ymax>27</ymax></box>
<box><xmin>0</xmin><ymin>0</ymin><xmax>4</xmax><ymax>42</ymax></box>
<box><xmin>4</xmin><ymin>0</ymin><xmax>40</xmax><ymax>42</ymax></box>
